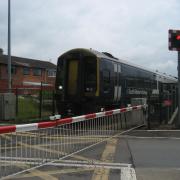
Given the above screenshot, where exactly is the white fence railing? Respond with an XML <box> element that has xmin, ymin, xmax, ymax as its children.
<box><xmin>0</xmin><ymin>105</ymin><xmax>146</xmax><ymax>179</ymax></box>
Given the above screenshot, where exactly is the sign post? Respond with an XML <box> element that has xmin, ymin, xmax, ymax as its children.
<box><xmin>169</xmin><ymin>29</ymin><xmax>180</xmax><ymax>127</ymax></box>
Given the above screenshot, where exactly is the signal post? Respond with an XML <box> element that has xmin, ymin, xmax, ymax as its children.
<box><xmin>169</xmin><ymin>29</ymin><xmax>180</xmax><ymax>127</ymax></box>
<box><xmin>178</xmin><ymin>51</ymin><xmax>180</xmax><ymax>127</ymax></box>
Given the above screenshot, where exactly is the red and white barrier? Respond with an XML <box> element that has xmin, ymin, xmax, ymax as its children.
<box><xmin>0</xmin><ymin>105</ymin><xmax>144</xmax><ymax>134</ymax></box>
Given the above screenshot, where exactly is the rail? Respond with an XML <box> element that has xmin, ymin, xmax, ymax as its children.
<box><xmin>0</xmin><ymin>105</ymin><xmax>147</xmax><ymax>179</ymax></box>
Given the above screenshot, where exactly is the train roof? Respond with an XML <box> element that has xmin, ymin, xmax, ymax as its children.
<box><xmin>60</xmin><ymin>48</ymin><xmax>177</xmax><ymax>84</ymax></box>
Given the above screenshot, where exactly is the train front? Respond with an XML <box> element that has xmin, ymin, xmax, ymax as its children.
<box><xmin>55</xmin><ymin>49</ymin><xmax>99</xmax><ymax>116</ymax></box>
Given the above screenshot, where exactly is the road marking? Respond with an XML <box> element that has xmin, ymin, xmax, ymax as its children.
<box><xmin>47</xmin><ymin>160</ymin><xmax>131</xmax><ymax>169</ymax></box>
<box><xmin>23</xmin><ymin>169</ymin><xmax>58</xmax><ymax>180</ymax></box>
<box><xmin>1</xmin><ymin>125</ymin><xmax>142</xmax><ymax>179</ymax></box>
<box><xmin>91</xmin><ymin>138</ymin><xmax>118</xmax><ymax>180</ymax></box>
<box><xmin>121</xmin><ymin>167</ymin><xmax>137</xmax><ymax>180</ymax></box>
<box><xmin>0</xmin><ymin>146</ymin><xmax>21</xmax><ymax>150</ymax></box>
<box><xmin>11</xmin><ymin>168</ymin><xmax>94</xmax><ymax>179</ymax></box>
<box><xmin>1</xmin><ymin>134</ymin><xmax>103</xmax><ymax>162</ymax></box>
<box><xmin>121</xmin><ymin>135</ymin><xmax>180</xmax><ymax>140</ymax></box>
<box><xmin>10</xmin><ymin>161</ymin><xmax>135</xmax><ymax>179</ymax></box>
<box><xmin>52</xmin><ymin>160</ymin><xmax>131</xmax><ymax>167</ymax></box>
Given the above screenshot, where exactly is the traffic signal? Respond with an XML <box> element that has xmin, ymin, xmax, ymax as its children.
<box><xmin>169</xmin><ymin>29</ymin><xmax>180</xmax><ymax>51</ymax></box>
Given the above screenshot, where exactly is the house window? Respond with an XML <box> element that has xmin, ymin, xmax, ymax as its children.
<box><xmin>6</xmin><ymin>65</ymin><xmax>16</xmax><ymax>74</ymax></box>
<box><xmin>11</xmin><ymin>66</ymin><xmax>16</xmax><ymax>74</ymax></box>
<box><xmin>33</xmin><ymin>68</ymin><xmax>42</xmax><ymax>76</ymax></box>
<box><xmin>47</xmin><ymin>69</ymin><xmax>56</xmax><ymax>77</ymax></box>
<box><xmin>23</xmin><ymin>67</ymin><xmax>30</xmax><ymax>75</ymax></box>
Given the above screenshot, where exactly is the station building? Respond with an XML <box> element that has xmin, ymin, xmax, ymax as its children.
<box><xmin>0</xmin><ymin>48</ymin><xmax>56</xmax><ymax>89</ymax></box>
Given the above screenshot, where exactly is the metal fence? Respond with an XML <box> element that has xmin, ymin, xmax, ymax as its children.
<box><xmin>0</xmin><ymin>87</ymin><xmax>56</xmax><ymax>123</ymax></box>
<box><xmin>0</xmin><ymin>105</ymin><xmax>146</xmax><ymax>179</ymax></box>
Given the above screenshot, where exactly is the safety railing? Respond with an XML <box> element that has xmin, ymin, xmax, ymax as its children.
<box><xmin>0</xmin><ymin>105</ymin><xmax>147</xmax><ymax>179</ymax></box>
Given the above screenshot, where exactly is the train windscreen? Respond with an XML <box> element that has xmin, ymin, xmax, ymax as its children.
<box><xmin>84</xmin><ymin>57</ymin><xmax>97</xmax><ymax>93</ymax></box>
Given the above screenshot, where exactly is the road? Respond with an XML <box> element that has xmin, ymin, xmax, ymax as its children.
<box><xmin>4</xmin><ymin>130</ymin><xmax>180</xmax><ymax>180</ymax></box>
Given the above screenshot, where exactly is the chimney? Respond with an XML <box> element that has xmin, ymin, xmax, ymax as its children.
<box><xmin>0</xmin><ymin>48</ymin><xmax>3</xmax><ymax>55</ymax></box>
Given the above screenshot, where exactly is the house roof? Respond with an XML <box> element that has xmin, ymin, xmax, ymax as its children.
<box><xmin>0</xmin><ymin>54</ymin><xmax>56</xmax><ymax>69</ymax></box>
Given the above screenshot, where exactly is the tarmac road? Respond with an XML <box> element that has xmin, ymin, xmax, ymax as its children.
<box><xmin>124</xmin><ymin>130</ymin><xmax>180</xmax><ymax>180</ymax></box>
<box><xmin>4</xmin><ymin>130</ymin><xmax>180</xmax><ymax>180</ymax></box>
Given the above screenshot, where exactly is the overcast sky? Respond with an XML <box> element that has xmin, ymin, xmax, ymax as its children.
<box><xmin>0</xmin><ymin>0</ymin><xmax>179</xmax><ymax>76</ymax></box>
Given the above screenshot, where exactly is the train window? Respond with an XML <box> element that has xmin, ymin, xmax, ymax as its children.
<box><xmin>127</xmin><ymin>78</ymin><xmax>136</xmax><ymax>88</ymax></box>
<box><xmin>118</xmin><ymin>64</ymin><xmax>121</xmax><ymax>73</ymax></box>
<box><xmin>114</xmin><ymin>64</ymin><xmax>118</xmax><ymax>85</ymax></box>
<box><xmin>103</xmin><ymin>70</ymin><xmax>110</xmax><ymax>93</ymax></box>
<box><xmin>84</xmin><ymin>57</ymin><xmax>97</xmax><ymax>92</ymax></box>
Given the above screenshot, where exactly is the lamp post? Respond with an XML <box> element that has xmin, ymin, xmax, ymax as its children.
<box><xmin>8</xmin><ymin>0</ymin><xmax>12</xmax><ymax>91</ymax></box>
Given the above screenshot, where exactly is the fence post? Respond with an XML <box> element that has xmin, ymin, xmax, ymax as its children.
<box><xmin>39</xmin><ymin>82</ymin><xmax>43</xmax><ymax>119</ymax></box>
<box><xmin>124</xmin><ymin>113</ymin><xmax>127</xmax><ymax>129</ymax></box>
<box><xmin>15</xmin><ymin>88</ymin><xmax>18</xmax><ymax>117</ymax></box>
<box><xmin>52</xmin><ymin>90</ymin><xmax>55</xmax><ymax>115</ymax></box>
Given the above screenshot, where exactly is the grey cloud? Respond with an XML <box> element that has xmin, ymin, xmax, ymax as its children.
<box><xmin>0</xmin><ymin>0</ymin><xmax>179</xmax><ymax>75</ymax></box>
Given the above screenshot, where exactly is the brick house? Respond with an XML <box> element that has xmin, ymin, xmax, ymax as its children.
<box><xmin>0</xmin><ymin>49</ymin><xmax>56</xmax><ymax>89</ymax></box>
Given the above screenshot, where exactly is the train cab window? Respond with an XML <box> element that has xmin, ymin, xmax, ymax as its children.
<box><xmin>84</xmin><ymin>57</ymin><xmax>97</xmax><ymax>92</ymax></box>
<box><xmin>103</xmin><ymin>70</ymin><xmax>110</xmax><ymax>93</ymax></box>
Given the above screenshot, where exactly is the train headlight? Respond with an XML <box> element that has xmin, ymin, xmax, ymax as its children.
<box><xmin>86</xmin><ymin>87</ymin><xmax>93</xmax><ymax>92</ymax></box>
<box><xmin>59</xmin><ymin>85</ymin><xmax>63</xmax><ymax>90</ymax></box>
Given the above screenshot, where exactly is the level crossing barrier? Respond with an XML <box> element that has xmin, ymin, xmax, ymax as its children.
<box><xmin>0</xmin><ymin>105</ymin><xmax>147</xmax><ymax>179</ymax></box>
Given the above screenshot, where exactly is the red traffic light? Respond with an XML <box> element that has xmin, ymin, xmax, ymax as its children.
<box><xmin>169</xmin><ymin>29</ymin><xmax>180</xmax><ymax>51</ymax></box>
<box><xmin>176</xmin><ymin>35</ymin><xmax>180</xmax><ymax>40</ymax></box>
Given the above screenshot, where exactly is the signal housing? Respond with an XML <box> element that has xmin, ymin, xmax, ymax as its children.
<box><xmin>169</xmin><ymin>29</ymin><xmax>180</xmax><ymax>51</ymax></box>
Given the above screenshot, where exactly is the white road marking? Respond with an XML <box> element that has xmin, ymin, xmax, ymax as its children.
<box><xmin>121</xmin><ymin>135</ymin><xmax>180</xmax><ymax>140</ymax></box>
<box><xmin>48</xmin><ymin>160</ymin><xmax>132</xmax><ymax>169</ymax></box>
<box><xmin>121</xmin><ymin>167</ymin><xmax>137</xmax><ymax>180</ymax></box>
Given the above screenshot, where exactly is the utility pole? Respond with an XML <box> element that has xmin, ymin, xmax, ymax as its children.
<box><xmin>169</xmin><ymin>29</ymin><xmax>180</xmax><ymax>128</ymax></box>
<box><xmin>8</xmin><ymin>0</ymin><xmax>12</xmax><ymax>91</ymax></box>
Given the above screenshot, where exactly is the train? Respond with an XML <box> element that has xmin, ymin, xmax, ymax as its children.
<box><xmin>55</xmin><ymin>48</ymin><xmax>177</xmax><ymax>117</ymax></box>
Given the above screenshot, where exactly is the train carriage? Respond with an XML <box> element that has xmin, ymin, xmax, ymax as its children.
<box><xmin>55</xmin><ymin>48</ymin><xmax>177</xmax><ymax>117</ymax></box>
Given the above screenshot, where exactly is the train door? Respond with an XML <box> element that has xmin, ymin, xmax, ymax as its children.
<box><xmin>114</xmin><ymin>63</ymin><xmax>121</xmax><ymax>102</ymax></box>
<box><xmin>67</xmin><ymin>59</ymin><xmax>79</xmax><ymax>95</ymax></box>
